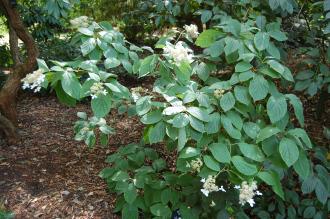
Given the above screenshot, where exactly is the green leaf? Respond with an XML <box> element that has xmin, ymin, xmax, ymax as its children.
<box><xmin>268</xmin><ymin>30</ymin><xmax>287</xmax><ymax>41</ymax></box>
<box><xmin>287</xmin><ymin>128</ymin><xmax>312</xmax><ymax>149</ymax></box>
<box><xmin>78</xmin><ymin>27</ymin><xmax>93</xmax><ymax>36</ymax></box>
<box><xmin>224</xmin><ymin>37</ymin><xmax>239</xmax><ymax>55</ymax></box>
<box><xmin>172</xmin><ymin>113</ymin><xmax>189</xmax><ymax>128</ymax></box>
<box><xmin>139</xmin><ymin>55</ymin><xmax>157</xmax><ymax>77</ymax></box>
<box><xmin>149</xmin><ymin>122</ymin><xmax>166</xmax><ymax>144</ymax></box>
<box><xmin>303</xmin><ymin>206</ymin><xmax>315</xmax><ymax>218</ymax></box>
<box><xmin>54</xmin><ymin>83</ymin><xmax>76</xmax><ymax>107</ymax></box>
<box><xmin>176</xmin><ymin>61</ymin><xmax>192</xmax><ymax>83</ymax></box>
<box><xmin>124</xmin><ymin>184</ymin><xmax>137</xmax><ymax>204</ymax></box>
<box><xmin>269</xmin><ymin>0</ymin><xmax>280</xmax><ymax>10</ymax></box>
<box><xmin>235</xmin><ymin>61</ymin><xmax>252</xmax><ymax>73</ymax></box>
<box><xmin>302</xmin><ymin>176</ymin><xmax>317</xmax><ymax>194</ymax></box>
<box><xmin>223</xmin><ymin>19</ymin><xmax>241</xmax><ymax>36</ymax></box>
<box><xmin>203</xmin><ymin>155</ymin><xmax>220</xmax><ymax>171</ymax></box>
<box><xmin>104</xmin><ymin>58</ymin><xmax>121</xmax><ymax>69</ymax></box>
<box><xmin>315</xmin><ymin>179</ymin><xmax>328</xmax><ymax>204</ymax></box>
<box><xmin>178</xmin><ymin>128</ymin><xmax>187</xmax><ymax>151</ymax></box>
<box><xmin>141</xmin><ymin>110</ymin><xmax>163</xmax><ymax>125</ymax></box>
<box><xmin>266</xmin><ymin>42</ymin><xmax>281</xmax><ymax>59</ymax></box>
<box><xmin>267</xmin><ymin>60</ymin><xmax>285</xmax><ymax>75</ymax></box>
<box><xmin>37</xmin><ymin>58</ymin><xmax>49</xmax><ymax>71</ymax></box>
<box><xmin>256</xmin><ymin>15</ymin><xmax>267</xmax><ymax>30</ymax></box>
<box><xmin>243</xmin><ymin>122</ymin><xmax>260</xmax><ymax>139</ymax></box>
<box><xmin>179</xmin><ymin>147</ymin><xmax>201</xmax><ymax>158</ymax></box>
<box><xmin>205</xmin><ymin>113</ymin><xmax>221</xmax><ymax>134</ymax></box>
<box><xmin>205</xmin><ymin>41</ymin><xmax>224</xmax><ymax>58</ymax></box>
<box><xmin>234</xmin><ymin>86</ymin><xmax>250</xmax><ymax>105</ymax></box>
<box><xmin>91</xmin><ymin>94</ymin><xmax>112</xmax><ymax>118</ymax></box>
<box><xmin>286</xmin><ymin>94</ymin><xmax>304</xmax><ymax>127</ymax></box>
<box><xmin>254</xmin><ymin>32</ymin><xmax>270</xmax><ymax>51</ymax></box>
<box><xmin>61</xmin><ymin>71</ymin><xmax>82</xmax><ymax>99</ymax></box>
<box><xmin>238</xmin><ymin>143</ymin><xmax>265</xmax><ymax>162</ymax></box>
<box><xmin>188</xmin><ymin>115</ymin><xmax>205</xmax><ymax>133</ymax></box>
<box><xmin>201</xmin><ymin>10</ymin><xmax>213</xmax><ymax>23</ymax></box>
<box><xmin>293</xmin><ymin>150</ymin><xmax>311</xmax><ymax>180</ymax></box>
<box><xmin>187</xmin><ymin>107</ymin><xmax>209</xmax><ymax>122</ymax></box>
<box><xmin>150</xmin><ymin>203</ymin><xmax>172</xmax><ymax>217</ymax></box>
<box><xmin>222</xmin><ymin>115</ymin><xmax>241</xmax><ymax>140</ymax></box>
<box><xmin>112</xmin><ymin>43</ymin><xmax>128</xmax><ymax>54</ymax></box>
<box><xmin>279</xmin><ymin>137</ymin><xmax>299</xmax><ymax>167</ymax></box>
<box><xmin>257</xmin><ymin>171</ymin><xmax>284</xmax><ymax>199</ymax></box>
<box><xmin>196</xmin><ymin>29</ymin><xmax>223</xmax><ymax>48</ymax></box>
<box><xmin>163</xmin><ymin>106</ymin><xmax>186</xmax><ymax>116</ymax></box>
<box><xmin>136</xmin><ymin>96</ymin><xmax>151</xmax><ymax>116</ymax></box>
<box><xmin>256</xmin><ymin>126</ymin><xmax>281</xmax><ymax>143</ymax></box>
<box><xmin>80</xmin><ymin>38</ymin><xmax>96</xmax><ymax>56</ymax></box>
<box><xmin>232</xmin><ymin>156</ymin><xmax>258</xmax><ymax>176</ymax></box>
<box><xmin>208</xmin><ymin>142</ymin><xmax>231</xmax><ymax>163</ymax></box>
<box><xmin>267</xmin><ymin>95</ymin><xmax>287</xmax><ymax>123</ymax></box>
<box><xmin>220</xmin><ymin>92</ymin><xmax>236</xmax><ymax>112</ymax></box>
<box><xmin>249</xmin><ymin>75</ymin><xmax>269</xmax><ymax>101</ymax></box>
<box><xmin>122</xmin><ymin>204</ymin><xmax>138</xmax><ymax>219</ymax></box>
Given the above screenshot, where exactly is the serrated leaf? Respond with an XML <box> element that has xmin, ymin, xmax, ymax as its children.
<box><xmin>279</xmin><ymin>137</ymin><xmax>299</xmax><ymax>167</ymax></box>
<box><xmin>187</xmin><ymin>107</ymin><xmax>209</xmax><ymax>122</ymax></box>
<box><xmin>238</xmin><ymin>143</ymin><xmax>265</xmax><ymax>162</ymax></box>
<box><xmin>209</xmin><ymin>142</ymin><xmax>231</xmax><ymax>163</ymax></box>
<box><xmin>249</xmin><ymin>75</ymin><xmax>269</xmax><ymax>101</ymax></box>
<box><xmin>203</xmin><ymin>155</ymin><xmax>220</xmax><ymax>171</ymax></box>
<box><xmin>267</xmin><ymin>95</ymin><xmax>287</xmax><ymax>123</ymax></box>
<box><xmin>256</xmin><ymin>126</ymin><xmax>281</xmax><ymax>143</ymax></box>
<box><xmin>220</xmin><ymin>92</ymin><xmax>236</xmax><ymax>112</ymax></box>
<box><xmin>254</xmin><ymin>32</ymin><xmax>270</xmax><ymax>51</ymax></box>
<box><xmin>232</xmin><ymin>156</ymin><xmax>258</xmax><ymax>176</ymax></box>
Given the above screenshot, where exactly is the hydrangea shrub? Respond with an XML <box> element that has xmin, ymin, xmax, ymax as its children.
<box><xmin>21</xmin><ymin>1</ymin><xmax>330</xmax><ymax>217</ymax></box>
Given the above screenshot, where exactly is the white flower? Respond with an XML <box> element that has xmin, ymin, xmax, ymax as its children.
<box><xmin>21</xmin><ymin>69</ymin><xmax>45</xmax><ymax>93</ymax></box>
<box><xmin>90</xmin><ymin>82</ymin><xmax>107</xmax><ymax>99</ymax></box>
<box><xmin>219</xmin><ymin>185</ymin><xmax>226</xmax><ymax>192</ymax></box>
<box><xmin>210</xmin><ymin>200</ymin><xmax>216</xmax><ymax>207</ymax></box>
<box><xmin>189</xmin><ymin>158</ymin><xmax>203</xmax><ymax>172</ymax></box>
<box><xmin>200</xmin><ymin>188</ymin><xmax>210</xmax><ymax>197</ymax></box>
<box><xmin>70</xmin><ymin>16</ymin><xmax>90</xmax><ymax>29</ymax></box>
<box><xmin>235</xmin><ymin>181</ymin><xmax>262</xmax><ymax>207</ymax></box>
<box><xmin>200</xmin><ymin>175</ymin><xmax>226</xmax><ymax>197</ymax></box>
<box><xmin>164</xmin><ymin>0</ymin><xmax>170</xmax><ymax>6</ymax></box>
<box><xmin>184</xmin><ymin>24</ymin><xmax>199</xmax><ymax>38</ymax></box>
<box><xmin>163</xmin><ymin>41</ymin><xmax>194</xmax><ymax>64</ymax></box>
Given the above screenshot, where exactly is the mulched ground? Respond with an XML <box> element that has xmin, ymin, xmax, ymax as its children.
<box><xmin>0</xmin><ymin>87</ymin><xmax>329</xmax><ymax>218</ymax></box>
<box><xmin>0</xmin><ymin>94</ymin><xmax>143</xmax><ymax>218</ymax></box>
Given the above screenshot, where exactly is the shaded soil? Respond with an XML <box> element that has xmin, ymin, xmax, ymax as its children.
<box><xmin>0</xmin><ymin>87</ymin><xmax>329</xmax><ymax>218</ymax></box>
<box><xmin>0</xmin><ymin>94</ymin><xmax>143</xmax><ymax>218</ymax></box>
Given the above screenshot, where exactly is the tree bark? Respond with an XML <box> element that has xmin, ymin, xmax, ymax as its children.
<box><xmin>0</xmin><ymin>0</ymin><xmax>39</xmax><ymax>144</ymax></box>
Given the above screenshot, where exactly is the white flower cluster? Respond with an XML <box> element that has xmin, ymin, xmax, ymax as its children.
<box><xmin>163</xmin><ymin>41</ymin><xmax>194</xmax><ymax>64</ymax></box>
<box><xmin>186</xmin><ymin>158</ymin><xmax>203</xmax><ymax>172</ymax></box>
<box><xmin>90</xmin><ymin>82</ymin><xmax>108</xmax><ymax>99</ymax></box>
<box><xmin>70</xmin><ymin>16</ymin><xmax>90</xmax><ymax>29</ymax></box>
<box><xmin>184</xmin><ymin>24</ymin><xmax>199</xmax><ymax>38</ymax></box>
<box><xmin>21</xmin><ymin>69</ymin><xmax>45</xmax><ymax>93</ymax></box>
<box><xmin>200</xmin><ymin>175</ymin><xmax>226</xmax><ymax>197</ymax></box>
<box><xmin>214</xmin><ymin>89</ymin><xmax>225</xmax><ymax>99</ymax></box>
<box><xmin>235</xmin><ymin>181</ymin><xmax>262</xmax><ymax>207</ymax></box>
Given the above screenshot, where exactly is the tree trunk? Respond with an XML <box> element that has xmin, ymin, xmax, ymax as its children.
<box><xmin>0</xmin><ymin>0</ymin><xmax>39</xmax><ymax>145</ymax></box>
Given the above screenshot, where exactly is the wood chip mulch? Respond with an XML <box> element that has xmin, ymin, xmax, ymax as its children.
<box><xmin>0</xmin><ymin>94</ymin><xmax>143</xmax><ymax>219</ymax></box>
